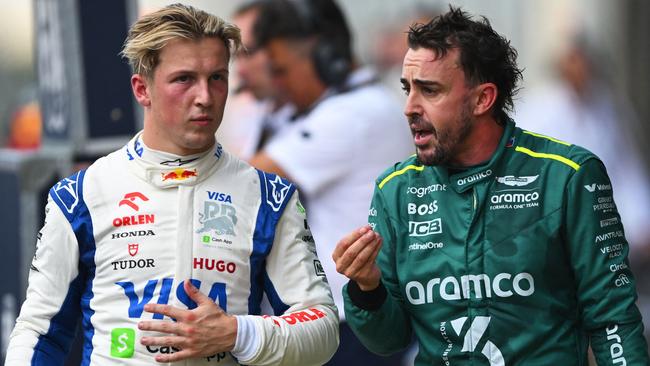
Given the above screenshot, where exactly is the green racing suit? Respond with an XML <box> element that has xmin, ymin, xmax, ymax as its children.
<box><xmin>344</xmin><ymin>120</ymin><xmax>649</xmax><ymax>365</ymax></box>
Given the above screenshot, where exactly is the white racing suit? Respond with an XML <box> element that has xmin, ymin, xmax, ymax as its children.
<box><xmin>7</xmin><ymin>133</ymin><xmax>339</xmax><ymax>365</ymax></box>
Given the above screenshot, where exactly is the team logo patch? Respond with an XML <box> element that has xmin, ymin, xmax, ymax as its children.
<box><xmin>53</xmin><ymin>172</ymin><xmax>81</xmax><ymax>214</ymax></box>
<box><xmin>119</xmin><ymin>192</ymin><xmax>149</xmax><ymax>211</ymax></box>
<box><xmin>128</xmin><ymin>243</ymin><xmax>139</xmax><ymax>257</ymax></box>
<box><xmin>110</xmin><ymin>328</ymin><xmax>135</xmax><ymax>358</ymax></box>
<box><xmin>496</xmin><ymin>175</ymin><xmax>538</xmax><ymax>187</ymax></box>
<box><xmin>265</xmin><ymin>174</ymin><xmax>291</xmax><ymax>212</ymax></box>
<box><xmin>197</xmin><ymin>201</ymin><xmax>238</xmax><ymax>236</ymax></box>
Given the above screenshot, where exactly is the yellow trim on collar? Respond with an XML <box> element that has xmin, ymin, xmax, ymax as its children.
<box><xmin>378</xmin><ymin>164</ymin><xmax>424</xmax><ymax>189</ymax></box>
<box><xmin>515</xmin><ymin>146</ymin><xmax>580</xmax><ymax>171</ymax></box>
<box><xmin>523</xmin><ymin>130</ymin><xmax>571</xmax><ymax>146</ymax></box>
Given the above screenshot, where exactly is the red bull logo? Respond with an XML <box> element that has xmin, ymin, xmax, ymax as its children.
<box><xmin>162</xmin><ymin>169</ymin><xmax>198</xmax><ymax>181</ymax></box>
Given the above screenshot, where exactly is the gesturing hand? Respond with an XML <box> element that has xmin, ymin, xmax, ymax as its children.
<box><xmin>138</xmin><ymin>279</ymin><xmax>237</xmax><ymax>363</ymax></box>
<box><xmin>332</xmin><ymin>225</ymin><xmax>383</xmax><ymax>291</ymax></box>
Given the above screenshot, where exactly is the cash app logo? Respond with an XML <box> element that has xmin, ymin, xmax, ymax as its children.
<box><xmin>111</xmin><ymin>328</ymin><xmax>135</xmax><ymax>358</ymax></box>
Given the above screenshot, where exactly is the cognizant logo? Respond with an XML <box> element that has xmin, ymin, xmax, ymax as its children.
<box><xmin>405</xmin><ymin>272</ymin><xmax>535</xmax><ymax>305</ymax></box>
<box><xmin>406</xmin><ymin>184</ymin><xmax>447</xmax><ymax>198</ymax></box>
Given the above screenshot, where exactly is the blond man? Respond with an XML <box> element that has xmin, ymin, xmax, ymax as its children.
<box><xmin>7</xmin><ymin>4</ymin><xmax>338</xmax><ymax>365</ymax></box>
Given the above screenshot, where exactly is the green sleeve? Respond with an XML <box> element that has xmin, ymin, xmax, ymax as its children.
<box><xmin>564</xmin><ymin>158</ymin><xmax>649</xmax><ymax>364</ymax></box>
<box><xmin>343</xmin><ymin>184</ymin><xmax>413</xmax><ymax>355</ymax></box>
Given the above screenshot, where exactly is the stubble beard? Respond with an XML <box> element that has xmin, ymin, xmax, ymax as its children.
<box><xmin>416</xmin><ymin>102</ymin><xmax>474</xmax><ymax>166</ymax></box>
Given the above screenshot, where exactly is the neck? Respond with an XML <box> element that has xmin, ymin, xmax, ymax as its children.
<box><xmin>450</xmin><ymin>116</ymin><xmax>504</xmax><ymax>167</ymax></box>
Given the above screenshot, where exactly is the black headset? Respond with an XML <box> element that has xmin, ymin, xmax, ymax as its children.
<box><xmin>287</xmin><ymin>0</ymin><xmax>352</xmax><ymax>87</ymax></box>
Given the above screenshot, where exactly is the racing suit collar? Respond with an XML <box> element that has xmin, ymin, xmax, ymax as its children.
<box><xmin>448</xmin><ymin>120</ymin><xmax>516</xmax><ymax>193</ymax></box>
<box><xmin>123</xmin><ymin>131</ymin><xmax>225</xmax><ymax>188</ymax></box>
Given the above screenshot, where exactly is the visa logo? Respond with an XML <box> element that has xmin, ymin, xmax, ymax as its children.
<box><xmin>116</xmin><ymin>278</ymin><xmax>227</xmax><ymax>319</ymax></box>
<box><xmin>207</xmin><ymin>191</ymin><xmax>232</xmax><ymax>203</ymax></box>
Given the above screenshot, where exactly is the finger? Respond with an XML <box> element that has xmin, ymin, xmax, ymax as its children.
<box><xmin>140</xmin><ymin>334</ymin><xmax>185</xmax><ymax>347</ymax></box>
<box><xmin>139</xmin><ymin>319</ymin><xmax>184</xmax><ymax>335</ymax></box>
<box><xmin>154</xmin><ymin>348</ymin><xmax>195</xmax><ymax>363</ymax></box>
<box><xmin>335</xmin><ymin>230</ymin><xmax>378</xmax><ymax>274</ymax></box>
<box><xmin>343</xmin><ymin>236</ymin><xmax>382</xmax><ymax>278</ymax></box>
<box><xmin>184</xmin><ymin>279</ymin><xmax>215</xmax><ymax>307</ymax></box>
<box><xmin>357</xmin><ymin>237</ymin><xmax>383</xmax><ymax>277</ymax></box>
<box><xmin>332</xmin><ymin>226</ymin><xmax>371</xmax><ymax>261</ymax></box>
<box><xmin>143</xmin><ymin>303</ymin><xmax>188</xmax><ymax>322</ymax></box>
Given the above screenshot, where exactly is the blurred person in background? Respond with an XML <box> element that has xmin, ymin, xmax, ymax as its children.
<box><xmin>333</xmin><ymin>7</ymin><xmax>649</xmax><ymax>364</ymax></box>
<box><xmin>6</xmin><ymin>4</ymin><xmax>338</xmax><ymax>365</ymax></box>
<box><xmin>515</xmin><ymin>36</ymin><xmax>650</xmax><ymax>256</ymax></box>
<box><xmin>372</xmin><ymin>5</ymin><xmax>442</xmax><ymax>101</ymax></box>
<box><xmin>249</xmin><ymin>0</ymin><xmax>413</xmax><ymax>364</ymax></box>
<box><xmin>515</xmin><ymin>35</ymin><xmax>650</xmax><ymax>343</ymax></box>
<box><xmin>217</xmin><ymin>0</ymin><xmax>294</xmax><ymax>160</ymax></box>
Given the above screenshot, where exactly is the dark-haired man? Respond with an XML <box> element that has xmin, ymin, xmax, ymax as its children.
<box><xmin>334</xmin><ymin>7</ymin><xmax>650</xmax><ymax>365</ymax></box>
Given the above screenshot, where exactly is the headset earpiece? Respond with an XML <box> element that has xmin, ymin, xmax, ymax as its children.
<box><xmin>287</xmin><ymin>0</ymin><xmax>351</xmax><ymax>87</ymax></box>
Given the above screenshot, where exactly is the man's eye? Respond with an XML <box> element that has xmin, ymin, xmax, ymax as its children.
<box><xmin>401</xmin><ymin>86</ymin><xmax>410</xmax><ymax>95</ymax></box>
<box><xmin>211</xmin><ymin>74</ymin><xmax>225</xmax><ymax>81</ymax></box>
<box><xmin>422</xmin><ymin>87</ymin><xmax>437</xmax><ymax>96</ymax></box>
<box><xmin>175</xmin><ymin>75</ymin><xmax>190</xmax><ymax>83</ymax></box>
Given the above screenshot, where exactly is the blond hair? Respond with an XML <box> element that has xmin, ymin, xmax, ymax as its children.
<box><xmin>121</xmin><ymin>3</ymin><xmax>241</xmax><ymax>78</ymax></box>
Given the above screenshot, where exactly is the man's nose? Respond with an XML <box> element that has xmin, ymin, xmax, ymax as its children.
<box><xmin>195</xmin><ymin>80</ymin><xmax>213</xmax><ymax>107</ymax></box>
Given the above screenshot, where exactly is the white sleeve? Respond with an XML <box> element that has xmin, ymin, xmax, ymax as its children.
<box><xmin>264</xmin><ymin>109</ymin><xmax>356</xmax><ymax>197</ymax></box>
<box><xmin>5</xmin><ymin>197</ymin><xmax>81</xmax><ymax>365</ymax></box>
<box><xmin>236</xmin><ymin>191</ymin><xmax>339</xmax><ymax>365</ymax></box>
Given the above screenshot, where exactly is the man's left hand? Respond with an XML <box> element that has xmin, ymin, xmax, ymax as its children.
<box><xmin>138</xmin><ymin>279</ymin><xmax>238</xmax><ymax>363</ymax></box>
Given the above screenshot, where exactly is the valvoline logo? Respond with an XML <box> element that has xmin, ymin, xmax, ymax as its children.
<box><xmin>115</xmin><ymin>278</ymin><xmax>227</xmax><ymax>319</ymax></box>
<box><xmin>161</xmin><ymin>169</ymin><xmax>198</xmax><ymax>181</ymax></box>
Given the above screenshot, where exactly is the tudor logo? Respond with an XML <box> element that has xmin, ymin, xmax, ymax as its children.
<box><xmin>119</xmin><ymin>192</ymin><xmax>149</xmax><ymax>211</ymax></box>
<box><xmin>128</xmin><ymin>243</ymin><xmax>138</xmax><ymax>257</ymax></box>
<box><xmin>496</xmin><ymin>175</ymin><xmax>538</xmax><ymax>187</ymax></box>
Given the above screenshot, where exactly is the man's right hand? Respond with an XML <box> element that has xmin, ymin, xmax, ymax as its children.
<box><xmin>332</xmin><ymin>225</ymin><xmax>382</xmax><ymax>291</ymax></box>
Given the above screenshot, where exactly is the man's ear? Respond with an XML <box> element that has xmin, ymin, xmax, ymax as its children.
<box><xmin>131</xmin><ymin>74</ymin><xmax>151</xmax><ymax>107</ymax></box>
<box><xmin>472</xmin><ymin>82</ymin><xmax>497</xmax><ymax>116</ymax></box>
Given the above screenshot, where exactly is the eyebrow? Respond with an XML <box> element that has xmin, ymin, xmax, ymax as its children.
<box><xmin>400</xmin><ymin>78</ymin><xmax>442</xmax><ymax>89</ymax></box>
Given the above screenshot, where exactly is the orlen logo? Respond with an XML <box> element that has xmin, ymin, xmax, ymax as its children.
<box><xmin>457</xmin><ymin>169</ymin><xmax>492</xmax><ymax>186</ymax></box>
<box><xmin>407</xmin><ymin>201</ymin><xmax>438</xmax><ymax>216</ymax></box>
<box><xmin>406</xmin><ymin>184</ymin><xmax>446</xmax><ymax>198</ymax></box>
<box><xmin>113</xmin><ymin>214</ymin><xmax>154</xmax><ymax>227</ymax></box>
<box><xmin>406</xmin><ymin>272</ymin><xmax>535</xmax><ymax>305</ymax></box>
<box><xmin>119</xmin><ymin>192</ymin><xmax>149</xmax><ymax>211</ymax></box>
<box><xmin>193</xmin><ymin>257</ymin><xmax>236</xmax><ymax>273</ymax></box>
<box><xmin>262</xmin><ymin>308</ymin><xmax>327</xmax><ymax>327</ymax></box>
<box><xmin>408</xmin><ymin>218</ymin><xmax>442</xmax><ymax>237</ymax></box>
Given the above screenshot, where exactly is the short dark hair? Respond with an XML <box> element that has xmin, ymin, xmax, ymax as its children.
<box><xmin>253</xmin><ymin>0</ymin><xmax>352</xmax><ymax>63</ymax></box>
<box><xmin>408</xmin><ymin>6</ymin><xmax>523</xmax><ymax>124</ymax></box>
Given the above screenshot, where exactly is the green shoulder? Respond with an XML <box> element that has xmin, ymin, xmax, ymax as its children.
<box><xmin>375</xmin><ymin>154</ymin><xmax>423</xmax><ymax>189</ymax></box>
<box><xmin>513</xmin><ymin>127</ymin><xmax>600</xmax><ymax>171</ymax></box>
